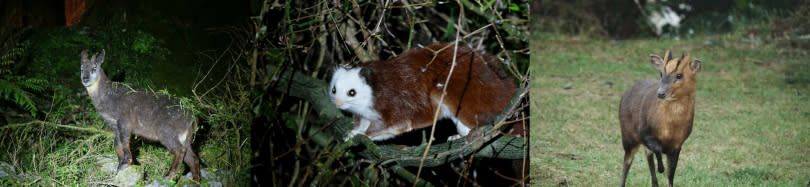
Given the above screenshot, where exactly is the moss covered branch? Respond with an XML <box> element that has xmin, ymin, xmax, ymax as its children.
<box><xmin>2</xmin><ymin>120</ymin><xmax>113</xmax><ymax>136</ymax></box>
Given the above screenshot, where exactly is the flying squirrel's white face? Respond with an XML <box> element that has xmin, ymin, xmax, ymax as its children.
<box><xmin>329</xmin><ymin>67</ymin><xmax>378</xmax><ymax>119</ymax></box>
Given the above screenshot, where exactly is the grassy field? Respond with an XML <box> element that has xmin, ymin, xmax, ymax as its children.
<box><xmin>529</xmin><ymin>31</ymin><xmax>810</xmax><ymax>186</ymax></box>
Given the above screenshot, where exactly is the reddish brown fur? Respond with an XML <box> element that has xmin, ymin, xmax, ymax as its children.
<box><xmin>619</xmin><ymin>51</ymin><xmax>701</xmax><ymax>187</ymax></box>
<box><xmin>359</xmin><ymin>43</ymin><xmax>517</xmax><ymax>139</ymax></box>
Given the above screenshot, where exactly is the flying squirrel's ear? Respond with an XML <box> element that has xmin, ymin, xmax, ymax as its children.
<box><xmin>359</xmin><ymin>67</ymin><xmax>373</xmax><ymax>83</ymax></box>
<box><xmin>330</xmin><ymin>64</ymin><xmax>340</xmax><ymax>73</ymax></box>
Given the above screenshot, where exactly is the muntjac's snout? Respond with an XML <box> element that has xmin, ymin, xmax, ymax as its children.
<box><xmin>656</xmin><ymin>83</ymin><xmax>670</xmax><ymax>99</ymax></box>
<box><xmin>656</xmin><ymin>86</ymin><xmax>667</xmax><ymax>99</ymax></box>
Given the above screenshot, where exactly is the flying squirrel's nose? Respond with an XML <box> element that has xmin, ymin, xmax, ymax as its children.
<box><xmin>335</xmin><ymin>100</ymin><xmax>343</xmax><ymax>107</ymax></box>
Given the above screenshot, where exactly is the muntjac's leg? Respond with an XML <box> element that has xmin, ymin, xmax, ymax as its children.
<box><xmin>620</xmin><ymin>145</ymin><xmax>637</xmax><ymax>187</ymax></box>
<box><xmin>666</xmin><ymin>149</ymin><xmax>681</xmax><ymax>187</ymax></box>
<box><xmin>646</xmin><ymin>150</ymin><xmax>660</xmax><ymax>187</ymax></box>
<box><xmin>642</xmin><ymin>134</ymin><xmax>665</xmax><ymax>173</ymax></box>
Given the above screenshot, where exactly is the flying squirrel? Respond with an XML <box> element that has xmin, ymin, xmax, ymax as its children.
<box><xmin>329</xmin><ymin>43</ymin><xmax>518</xmax><ymax>142</ymax></box>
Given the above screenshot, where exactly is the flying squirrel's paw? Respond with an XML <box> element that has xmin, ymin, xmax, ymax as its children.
<box><xmin>344</xmin><ymin>129</ymin><xmax>364</xmax><ymax>141</ymax></box>
<box><xmin>447</xmin><ymin>134</ymin><xmax>463</xmax><ymax>141</ymax></box>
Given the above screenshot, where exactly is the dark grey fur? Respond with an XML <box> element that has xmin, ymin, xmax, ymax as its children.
<box><xmin>80</xmin><ymin>49</ymin><xmax>201</xmax><ymax>182</ymax></box>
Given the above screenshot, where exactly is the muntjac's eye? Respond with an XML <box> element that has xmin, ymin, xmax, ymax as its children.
<box><xmin>676</xmin><ymin>73</ymin><xmax>683</xmax><ymax>79</ymax></box>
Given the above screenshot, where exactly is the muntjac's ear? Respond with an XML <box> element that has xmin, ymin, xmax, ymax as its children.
<box><xmin>691</xmin><ymin>59</ymin><xmax>701</xmax><ymax>73</ymax></box>
<box><xmin>95</xmin><ymin>49</ymin><xmax>106</xmax><ymax>65</ymax></box>
<box><xmin>650</xmin><ymin>54</ymin><xmax>665</xmax><ymax>72</ymax></box>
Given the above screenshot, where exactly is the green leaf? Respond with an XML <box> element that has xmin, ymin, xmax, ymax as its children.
<box><xmin>509</xmin><ymin>3</ymin><xmax>520</xmax><ymax>11</ymax></box>
<box><xmin>441</xmin><ymin>8</ymin><xmax>457</xmax><ymax>40</ymax></box>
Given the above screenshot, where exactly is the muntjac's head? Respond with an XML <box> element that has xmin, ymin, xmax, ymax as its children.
<box><xmin>650</xmin><ymin>50</ymin><xmax>701</xmax><ymax>101</ymax></box>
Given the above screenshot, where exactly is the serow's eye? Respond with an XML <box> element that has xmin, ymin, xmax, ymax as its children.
<box><xmin>676</xmin><ymin>73</ymin><xmax>683</xmax><ymax>79</ymax></box>
<box><xmin>348</xmin><ymin>89</ymin><xmax>356</xmax><ymax>97</ymax></box>
<box><xmin>331</xmin><ymin>87</ymin><xmax>336</xmax><ymax>94</ymax></box>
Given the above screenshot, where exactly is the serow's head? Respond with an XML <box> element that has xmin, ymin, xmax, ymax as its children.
<box><xmin>650</xmin><ymin>50</ymin><xmax>701</xmax><ymax>101</ymax></box>
<box><xmin>328</xmin><ymin>66</ymin><xmax>374</xmax><ymax>112</ymax></box>
<box><xmin>80</xmin><ymin>49</ymin><xmax>106</xmax><ymax>87</ymax></box>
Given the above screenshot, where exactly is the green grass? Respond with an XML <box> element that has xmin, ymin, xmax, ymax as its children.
<box><xmin>529</xmin><ymin>32</ymin><xmax>810</xmax><ymax>186</ymax></box>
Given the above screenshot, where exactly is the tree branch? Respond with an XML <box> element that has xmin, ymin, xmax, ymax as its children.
<box><xmin>270</xmin><ymin>63</ymin><xmax>527</xmax><ymax>167</ymax></box>
<box><xmin>2</xmin><ymin>120</ymin><xmax>113</xmax><ymax>137</ymax></box>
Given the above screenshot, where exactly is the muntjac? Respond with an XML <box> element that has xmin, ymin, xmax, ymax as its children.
<box><xmin>619</xmin><ymin>50</ymin><xmax>701</xmax><ymax>187</ymax></box>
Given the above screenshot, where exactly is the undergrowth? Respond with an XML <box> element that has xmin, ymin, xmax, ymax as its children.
<box><xmin>0</xmin><ymin>11</ymin><xmax>252</xmax><ymax>187</ymax></box>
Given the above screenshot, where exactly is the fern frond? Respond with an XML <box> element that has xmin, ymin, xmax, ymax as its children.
<box><xmin>0</xmin><ymin>40</ymin><xmax>30</xmax><ymax>75</ymax></box>
<box><xmin>13</xmin><ymin>76</ymin><xmax>48</xmax><ymax>92</ymax></box>
<box><xmin>0</xmin><ymin>78</ymin><xmax>38</xmax><ymax>116</ymax></box>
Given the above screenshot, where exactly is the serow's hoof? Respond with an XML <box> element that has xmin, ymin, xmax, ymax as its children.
<box><xmin>116</xmin><ymin>163</ymin><xmax>130</xmax><ymax>173</ymax></box>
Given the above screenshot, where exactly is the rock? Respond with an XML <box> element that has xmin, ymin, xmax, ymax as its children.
<box><xmin>112</xmin><ymin>164</ymin><xmax>142</xmax><ymax>187</ymax></box>
<box><xmin>200</xmin><ymin>168</ymin><xmax>214</xmax><ymax>179</ymax></box>
<box><xmin>563</xmin><ymin>82</ymin><xmax>573</xmax><ymax>89</ymax></box>
<box><xmin>145</xmin><ymin>179</ymin><xmax>170</xmax><ymax>187</ymax></box>
<box><xmin>0</xmin><ymin>161</ymin><xmax>41</xmax><ymax>181</ymax></box>
<box><xmin>178</xmin><ymin>168</ymin><xmax>235</xmax><ymax>187</ymax></box>
<box><xmin>703</xmin><ymin>39</ymin><xmax>715</xmax><ymax>46</ymax></box>
<box><xmin>741</xmin><ymin>37</ymin><xmax>762</xmax><ymax>46</ymax></box>
<box><xmin>96</xmin><ymin>155</ymin><xmax>143</xmax><ymax>186</ymax></box>
<box><xmin>0</xmin><ymin>161</ymin><xmax>15</xmax><ymax>179</ymax></box>
<box><xmin>96</xmin><ymin>155</ymin><xmax>118</xmax><ymax>173</ymax></box>
<box><xmin>176</xmin><ymin>178</ymin><xmax>200</xmax><ymax>187</ymax></box>
<box><xmin>207</xmin><ymin>181</ymin><xmax>223</xmax><ymax>187</ymax></box>
<box><xmin>179</xmin><ymin>168</ymin><xmax>232</xmax><ymax>187</ymax></box>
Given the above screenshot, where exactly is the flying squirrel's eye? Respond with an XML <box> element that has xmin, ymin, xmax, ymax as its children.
<box><xmin>348</xmin><ymin>89</ymin><xmax>356</xmax><ymax>97</ymax></box>
<box><xmin>331</xmin><ymin>87</ymin><xmax>336</xmax><ymax>94</ymax></box>
<box><xmin>676</xmin><ymin>73</ymin><xmax>683</xmax><ymax>79</ymax></box>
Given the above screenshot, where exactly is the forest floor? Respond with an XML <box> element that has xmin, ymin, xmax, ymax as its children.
<box><xmin>528</xmin><ymin>29</ymin><xmax>810</xmax><ymax>186</ymax></box>
<box><xmin>0</xmin><ymin>1</ymin><xmax>249</xmax><ymax>185</ymax></box>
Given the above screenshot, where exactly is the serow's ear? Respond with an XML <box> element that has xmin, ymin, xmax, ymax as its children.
<box><xmin>81</xmin><ymin>50</ymin><xmax>89</xmax><ymax>61</ymax></box>
<box><xmin>650</xmin><ymin>54</ymin><xmax>665</xmax><ymax>72</ymax></box>
<box><xmin>691</xmin><ymin>59</ymin><xmax>701</xmax><ymax>73</ymax></box>
<box><xmin>96</xmin><ymin>49</ymin><xmax>106</xmax><ymax>64</ymax></box>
